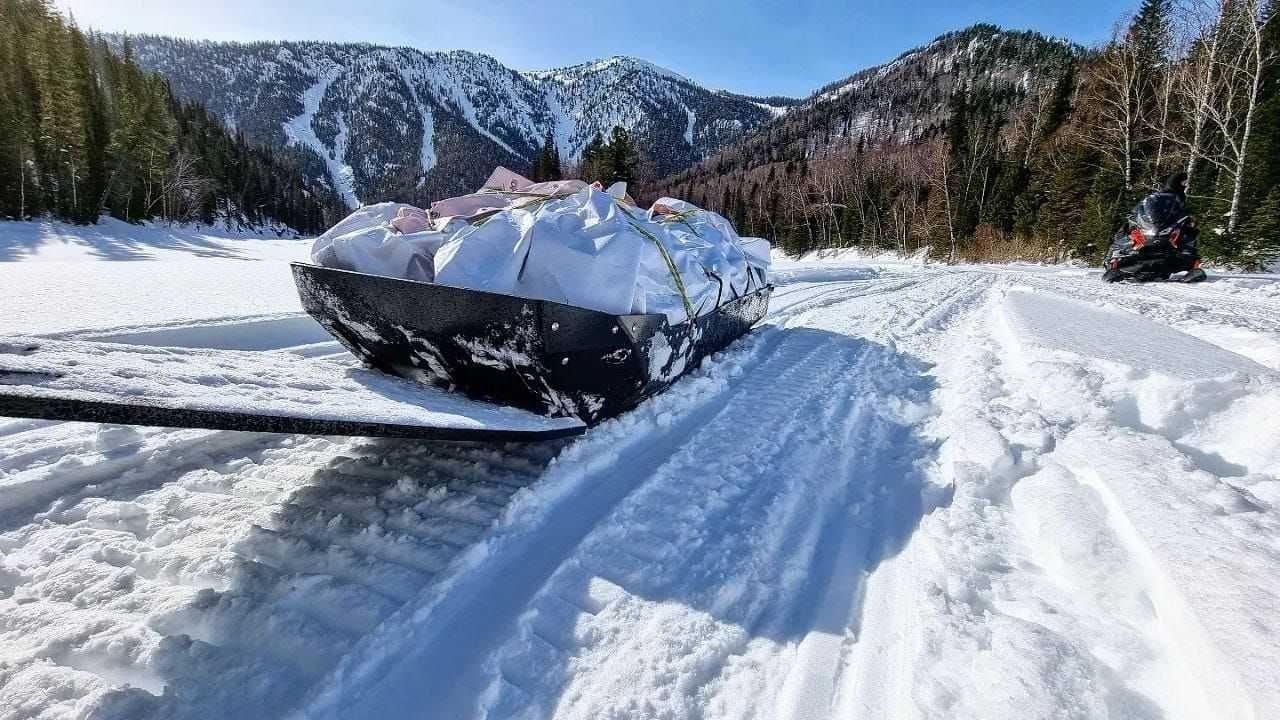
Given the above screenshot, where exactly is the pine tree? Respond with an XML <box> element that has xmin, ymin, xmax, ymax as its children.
<box><xmin>1238</xmin><ymin>187</ymin><xmax>1280</xmax><ymax>269</ymax></box>
<box><xmin>580</xmin><ymin>131</ymin><xmax>606</xmax><ymax>181</ymax></box>
<box><xmin>604</xmin><ymin>125</ymin><xmax>638</xmax><ymax>187</ymax></box>
<box><xmin>1129</xmin><ymin>0</ymin><xmax>1171</xmax><ymax>55</ymax></box>
<box><xmin>531</xmin><ymin>129</ymin><xmax>562</xmax><ymax>182</ymax></box>
<box><xmin>1240</xmin><ymin>0</ymin><xmax>1280</xmax><ymax>231</ymax></box>
<box><xmin>547</xmin><ymin>133</ymin><xmax>562</xmax><ymax>181</ymax></box>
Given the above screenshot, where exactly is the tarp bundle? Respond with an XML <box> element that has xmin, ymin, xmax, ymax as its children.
<box><xmin>311</xmin><ymin>168</ymin><xmax>770</xmax><ymax>324</ymax></box>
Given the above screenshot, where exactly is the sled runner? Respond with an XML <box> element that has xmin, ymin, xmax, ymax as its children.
<box><xmin>0</xmin><ymin>266</ymin><xmax>770</xmax><ymax>440</ymax></box>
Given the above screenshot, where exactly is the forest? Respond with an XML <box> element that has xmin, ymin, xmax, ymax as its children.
<box><xmin>658</xmin><ymin>4</ymin><xmax>1280</xmax><ymax>269</ymax></box>
<box><xmin>0</xmin><ymin>0</ymin><xmax>343</xmax><ymax>232</ymax></box>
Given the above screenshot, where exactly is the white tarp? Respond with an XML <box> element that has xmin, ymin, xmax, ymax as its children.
<box><xmin>311</xmin><ymin>168</ymin><xmax>770</xmax><ymax>324</ymax></box>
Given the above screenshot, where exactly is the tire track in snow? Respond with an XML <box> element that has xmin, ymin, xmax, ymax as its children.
<box><xmin>985</xmin><ymin>286</ymin><xmax>1276</xmax><ymax>716</ymax></box>
<box><xmin>878</xmin><ymin>277</ymin><xmax>1275</xmax><ymax>719</ymax></box>
<box><xmin>0</xmin><ymin>434</ymin><xmax>574</xmax><ymax>719</ymax></box>
<box><xmin>299</xmin><ymin>326</ymin><xmax>810</xmax><ymax>718</ymax></box>
<box><xmin>1013</xmin><ymin>272</ymin><xmax>1280</xmax><ymax>371</ymax></box>
<box><xmin>301</xmin><ymin>270</ymin><xmax>991</xmax><ymax>719</ymax></box>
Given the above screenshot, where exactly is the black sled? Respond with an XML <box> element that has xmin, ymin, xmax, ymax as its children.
<box><xmin>1103</xmin><ymin>193</ymin><xmax>1206</xmax><ymax>284</ymax></box>
<box><xmin>291</xmin><ymin>263</ymin><xmax>773</xmax><ymax>425</ymax></box>
<box><xmin>0</xmin><ymin>266</ymin><xmax>770</xmax><ymax>441</ymax></box>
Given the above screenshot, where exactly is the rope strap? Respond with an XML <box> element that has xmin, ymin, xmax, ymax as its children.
<box><xmin>617</xmin><ymin>200</ymin><xmax>697</xmax><ymax>321</ymax></box>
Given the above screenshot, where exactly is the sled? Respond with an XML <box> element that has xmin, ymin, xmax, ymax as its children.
<box><xmin>0</xmin><ymin>266</ymin><xmax>770</xmax><ymax>441</ymax></box>
<box><xmin>291</xmin><ymin>263</ymin><xmax>773</xmax><ymax>424</ymax></box>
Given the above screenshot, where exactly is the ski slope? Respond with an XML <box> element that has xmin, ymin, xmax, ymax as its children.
<box><xmin>2</xmin><ymin>224</ymin><xmax>1280</xmax><ymax>719</ymax></box>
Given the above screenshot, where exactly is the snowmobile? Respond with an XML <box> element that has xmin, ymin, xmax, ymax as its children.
<box><xmin>1102</xmin><ymin>193</ymin><xmax>1207</xmax><ymax>283</ymax></box>
<box><xmin>0</xmin><ymin>265</ymin><xmax>771</xmax><ymax>441</ymax></box>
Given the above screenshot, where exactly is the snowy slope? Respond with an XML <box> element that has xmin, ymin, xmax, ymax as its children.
<box><xmin>2</xmin><ymin>223</ymin><xmax>1280</xmax><ymax>719</ymax></box>
<box><xmin>117</xmin><ymin>38</ymin><xmax>782</xmax><ymax>207</ymax></box>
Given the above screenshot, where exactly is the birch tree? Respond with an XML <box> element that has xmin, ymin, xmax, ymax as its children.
<box><xmin>1197</xmin><ymin>0</ymin><xmax>1276</xmax><ymax>231</ymax></box>
<box><xmin>1088</xmin><ymin>27</ymin><xmax>1145</xmax><ymax>191</ymax></box>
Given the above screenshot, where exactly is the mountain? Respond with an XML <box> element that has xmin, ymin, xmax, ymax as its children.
<box><xmin>656</xmin><ymin>24</ymin><xmax>1082</xmax><ymax>206</ymax></box>
<box><xmin>115</xmin><ymin>37</ymin><xmax>792</xmax><ymax>208</ymax></box>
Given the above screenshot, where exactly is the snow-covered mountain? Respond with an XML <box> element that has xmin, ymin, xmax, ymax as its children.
<box><xmin>656</xmin><ymin>24</ymin><xmax>1081</xmax><ymax>205</ymax></box>
<box><xmin>117</xmin><ymin>37</ymin><xmax>792</xmax><ymax>207</ymax></box>
<box><xmin>793</xmin><ymin>24</ymin><xmax>1080</xmax><ymax>146</ymax></box>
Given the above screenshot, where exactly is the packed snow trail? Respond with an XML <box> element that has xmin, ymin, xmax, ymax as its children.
<box><xmin>1</xmin><ymin>260</ymin><xmax>1279</xmax><ymax>720</ymax></box>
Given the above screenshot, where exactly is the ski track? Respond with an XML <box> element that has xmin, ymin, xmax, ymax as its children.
<box><xmin>2</xmin><ymin>266</ymin><xmax>1279</xmax><ymax>719</ymax></box>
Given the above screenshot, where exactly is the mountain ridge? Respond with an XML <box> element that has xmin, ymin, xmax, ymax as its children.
<box><xmin>116</xmin><ymin>36</ymin><xmax>791</xmax><ymax>207</ymax></box>
<box><xmin>117</xmin><ymin>24</ymin><xmax>1080</xmax><ymax>213</ymax></box>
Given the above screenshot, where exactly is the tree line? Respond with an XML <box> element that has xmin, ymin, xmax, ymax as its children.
<box><xmin>533</xmin><ymin>126</ymin><xmax>641</xmax><ymax>189</ymax></box>
<box><xmin>658</xmin><ymin>7</ymin><xmax>1279</xmax><ymax>269</ymax></box>
<box><xmin>0</xmin><ymin>0</ymin><xmax>343</xmax><ymax>232</ymax></box>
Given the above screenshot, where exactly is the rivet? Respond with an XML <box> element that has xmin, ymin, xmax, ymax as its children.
<box><xmin>611</xmin><ymin>326</ymin><xmax>619</xmax><ymax>334</ymax></box>
<box><xmin>561</xmin><ymin>357</ymin><xmax>569</xmax><ymax>365</ymax></box>
<box><xmin>551</xmin><ymin>322</ymin><xmax>560</xmax><ymax>331</ymax></box>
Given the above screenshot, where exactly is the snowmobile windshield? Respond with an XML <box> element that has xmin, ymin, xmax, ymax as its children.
<box><xmin>1131</xmin><ymin>193</ymin><xmax>1186</xmax><ymax>236</ymax></box>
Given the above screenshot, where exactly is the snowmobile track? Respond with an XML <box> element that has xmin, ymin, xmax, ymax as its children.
<box><xmin>5</xmin><ymin>264</ymin><xmax>1280</xmax><ymax>720</ymax></box>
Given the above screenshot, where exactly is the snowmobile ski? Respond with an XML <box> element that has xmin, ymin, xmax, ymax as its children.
<box><xmin>0</xmin><ymin>338</ymin><xmax>586</xmax><ymax>441</ymax></box>
<box><xmin>292</xmin><ymin>263</ymin><xmax>772</xmax><ymax>424</ymax></box>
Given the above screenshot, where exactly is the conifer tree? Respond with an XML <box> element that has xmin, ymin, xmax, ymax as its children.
<box><xmin>580</xmin><ymin>131</ymin><xmax>606</xmax><ymax>181</ymax></box>
<box><xmin>1238</xmin><ymin>187</ymin><xmax>1280</xmax><ymax>269</ymax></box>
<box><xmin>605</xmin><ymin>125</ymin><xmax>638</xmax><ymax>187</ymax></box>
<box><xmin>0</xmin><ymin>0</ymin><xmax>338</xmax><ymax>230</ymax></box>
<box><xmin>531</xmin><ymin>129</ymin><xmax>562</xmax><ymax>182</ymax></box>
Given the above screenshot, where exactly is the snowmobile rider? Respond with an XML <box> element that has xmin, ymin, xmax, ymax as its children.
<box><xmin>1103</xmin><ymin>172</ymin><xmax>1206</xmax><ymax>283</ymax></box>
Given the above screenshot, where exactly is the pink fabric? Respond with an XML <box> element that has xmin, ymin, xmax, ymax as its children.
<box><xmin>390</xmin><ymin>206</ymin><xmax>432</xmax><ymax>234</ymax></box>
<box><xmin>429</xmin><ymin>194</ymin><xmax>511</xmax><ymax>219</ymax></box>
<box><xmin>481</xmin><ymin>166</ymin><xmax>535</xmax><ymax>192</ymax></box>
<box><xmin>430</xmin><ymin>167</ymin><xmax>592</xmax><ymax>220</ymax></box>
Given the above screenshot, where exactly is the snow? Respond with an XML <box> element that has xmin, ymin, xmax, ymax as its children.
<box><xmin>752</xmin><ymin>101</ymin><xmax>790</xmax><ymax>118</ymax></box>
<box><xmin>284</xmin><ymin>70</ymin><xmax>362</xmax><ymax>209</ymax></box>
<box><xmin>0</xmin><ymin>218</ymin><xmax>312</xmax><ymax>337</ymax></box>
<box><xmin>0</xmin><ymin>336</ymin><xmax>583</xmax><ymax>437</ymax></box>
<box><xmin>3</xmin><ymin>220</ymin><xmax>1280</xmax><ymax>719</ymax></box>
<box><xmin>395</xmin><ymin>66</ymin><xmax>437</xmax><ymax>182</ymax></box>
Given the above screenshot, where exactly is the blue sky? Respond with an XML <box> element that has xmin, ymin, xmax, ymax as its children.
<box><xmin>57</xmin><ymin>0</ymin><xmax>1135</xmax><ymax>97</ymax></box>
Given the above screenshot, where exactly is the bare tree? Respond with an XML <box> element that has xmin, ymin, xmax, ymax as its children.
<box><xmin>927</xmin><ymin>143</ymin><xmax>959</xmax><ymax>263</ymax></box>
<box><xmin>1178</xmin><ymin>0</ymin><xmax>1232</xmax><ymax>192</ymax></box>
<box><xmin>1192</xmin><ymin>0</ymin><xmax>1276</xmax><ymax>231</ymax></box>
<box><xmin>1087</xmin><ymin>24</ymin><xmax>1145</xmax><ymax>192</ymax></box>
<box><xmin>147</xmin><ymin>151</ymin><xmax>209</xmax><ymax>222</ymax></box>
<box><xmin>1149</xmin><ymin>36</ymin><xmax>1184</xmax><ymax>180</ymax></box>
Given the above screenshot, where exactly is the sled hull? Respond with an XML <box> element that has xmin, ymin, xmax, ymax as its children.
<box><xmin>0</xmin><ymin>338</ymin><xmax>586</xmax><ymax>441</ymax></box>
<box><xmin>292</xmin><ymin>263</ymin><xmax>772</xmax><ymax>423</ymax></box>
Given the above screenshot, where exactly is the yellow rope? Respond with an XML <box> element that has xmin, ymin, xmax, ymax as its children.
<box><xmin>617</xmin><ymin>199</ymin><xmax>697</xmax><ymax>321</ymax></box>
